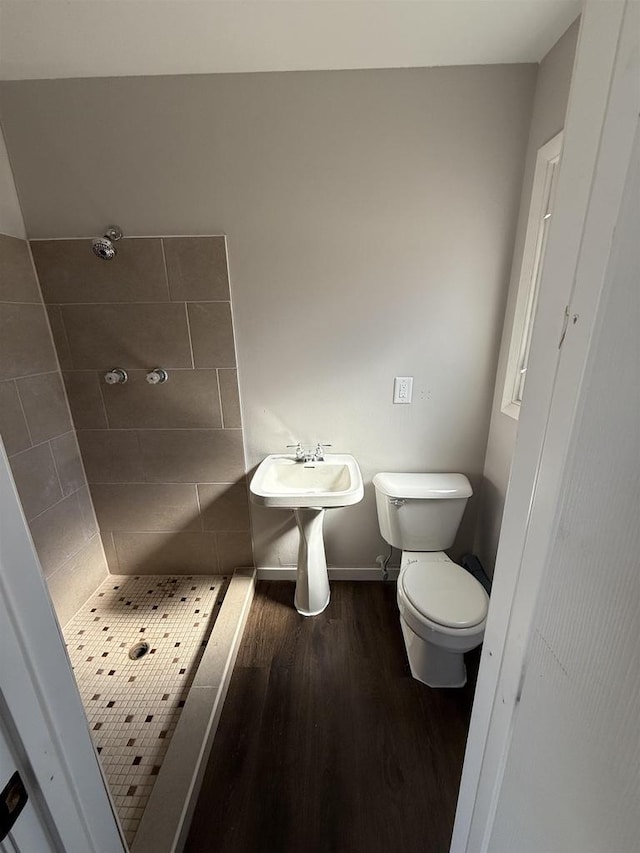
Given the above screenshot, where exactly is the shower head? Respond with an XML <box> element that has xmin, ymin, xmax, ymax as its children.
<box><xmin>92</xmin><ymin>225</ymin><xmax>123</xmax><ymax>260</ymax></box>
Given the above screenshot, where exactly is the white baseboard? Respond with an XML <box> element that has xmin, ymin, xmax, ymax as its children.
<box><xmin>256</xmin><ymin>566</ymin><xmax>399</xmax><ymax>581</ymax></box>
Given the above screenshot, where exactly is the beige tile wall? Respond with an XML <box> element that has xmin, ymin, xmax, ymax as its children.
<box><xmin>0</xmin><ymin>232</ymin><xmax>108</xmax><ymax>624</ymax></box>
<box><xmin>31</xmin><ymin>236</ymin><xmax>253</xmax><ymax>575</ymax></box>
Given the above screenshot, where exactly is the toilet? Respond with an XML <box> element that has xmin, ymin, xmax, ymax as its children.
<box><xmin>373</xmin><ymin>472</ymin><xmax>489</xmax><ymax>688</ymax></box>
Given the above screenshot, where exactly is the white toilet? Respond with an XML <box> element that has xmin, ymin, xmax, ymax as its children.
<box><xmin>373</xmin><ymin>472</ymin><xmax>489</xmax><ymax>688</ymax></box>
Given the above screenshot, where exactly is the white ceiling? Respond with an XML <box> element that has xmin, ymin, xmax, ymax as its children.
<box><xmin>0</xmin><ymin>0</ymin><xmax>581</xmax><ymax>81</ymax></box>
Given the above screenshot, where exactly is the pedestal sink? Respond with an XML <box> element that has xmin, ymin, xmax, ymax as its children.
<box><xmin>249</xmin><ymin>453</ymin><xmax>364</xmax><ymax>616</ymax></box>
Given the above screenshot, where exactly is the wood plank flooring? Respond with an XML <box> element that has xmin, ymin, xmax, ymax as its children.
<box><xmin>186</xmin><ymin>581</ymin><xmax>478</xmax><ymax>853</ymax></box>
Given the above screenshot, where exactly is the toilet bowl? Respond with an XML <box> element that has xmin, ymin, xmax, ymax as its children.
<box><xmin>373</xmin><ymin>472</ymin><xmax>489</xmax><ymax>688</ymax></box>
<box><xmin>397</xmin><ymin>551</ymin><xmax>488</xmax><ymax>687</ymax></box>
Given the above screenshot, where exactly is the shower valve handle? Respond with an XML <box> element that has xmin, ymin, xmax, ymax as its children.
<box><xmin>146</xmin><ymin>368</ymin><xmax>169</xmax><ymax>385</ymax></box>
<box><xmin>104</xmin><ymin>368</ymin><xmax>128</xmax><ymax>385</ymax></box>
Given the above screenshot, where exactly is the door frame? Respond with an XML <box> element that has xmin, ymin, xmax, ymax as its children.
<box><xmin>451</xmin><ymin>1</ymin><xmax>639</xmax><ymax>850</ymax></box>
<box><xmin>0</xmin><ymin>440</ymin><xmax>125</xmax><ymax>851</ymax></box>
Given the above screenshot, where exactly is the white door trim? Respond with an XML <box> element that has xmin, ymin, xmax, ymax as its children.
<box><xmin>0</xmin><ymin>441</ymin><xmax>125</xmax><ymax>852</ymax></box>
<box><xmin>451</xmin><ymin>2</ymin><xmax>639</xmax><ymax>850</ymax></box>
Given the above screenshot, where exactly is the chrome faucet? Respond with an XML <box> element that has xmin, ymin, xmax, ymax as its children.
<box><xmin>312</xmin><ymin>442</ymin><xmax>331</xmax><ymax>461</ymax></box>
<box><xmin>286</xmin><ymin>442</ymin><xmax>332</xmax><ymax>462</ymax></box>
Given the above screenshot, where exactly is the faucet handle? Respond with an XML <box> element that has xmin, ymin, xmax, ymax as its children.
<box><xmin>314</xmin><ymin>442</ymin><xmax>332</xmax><ymax>460</ymax></box>
<box><xmin>286</xmin><ymin>443</ymin><xmax>305</xmax><ymax>461</ymax></box>
<box><xmin>104</xmin><ymin>367</ymin><xmax>128</xmax><ymax>385</ymax></box>
<box><xmin>146</xmin><ymin>368</ymin><xmax>169</xmax><ymax>385</ymax></box>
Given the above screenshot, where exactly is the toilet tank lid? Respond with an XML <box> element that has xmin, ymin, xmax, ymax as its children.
<box><xmin>373</xmin><ymin>472</ymin><xmax>472</xmax><ymax>500</ymax></box>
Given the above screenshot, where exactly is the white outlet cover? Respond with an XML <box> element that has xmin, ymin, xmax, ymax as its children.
<box><xmin>393</xmin><ymin>376</ymin><xmax>413</xmax><ymax>404</ymax></box>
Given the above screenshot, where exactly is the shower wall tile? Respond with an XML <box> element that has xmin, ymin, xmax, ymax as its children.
<box><xmin>31</xmin><ymin>238</ymin><xmax>169</xmax><ymax>304</ymax></box>
<box><xmin>16</xmin><ymin>371</ymin><xmax>73</xmax><ymax>443</ymax></box>
<box><xmin>139</xmin><ymin>429</ymin><xmax>245</xmax><ymax>484</ymax></box>
<box><xmin>187</xmin><ymin>302</ymin><xmax>236</xmax><ymax>368</ymax></box>
<box><xmin>46</xmin><ymin>535</ymin><xmax>109</xmax><ymax>627</ymax></box>
<box><xmin>101</xmin><ymin>370</ymin><xmax>222</xmax><ymax>429</ymax></box>
<box><xmin>216</xmin><ymin>532</ymin><xmax>254</xmax><ymax>572</ymax></box>
<box><xmin>77</xmin><ymin>430</ymin><xmax>144</xmax><ymax>483</ymax></box>
<box><xmin>10</xmin><ymin>441</ymin><xmax>63</xmax><ymax>520</ymax></box>
<box><xmin>60</xmin><ymin>303</ymin><xmax>192</xmax><ymax>369</ymax></box>
<box><xmin>197</xmin><ymin>483</ymin><xmax>250</xmax><ymax>532</ymax></box>
<box><xmin>0</xmin><ymin>380</ymin><xmax>31</xmax><ymax>455</ymax></box>
<box><xmin>50</xmin><ymin>431</ymin><xmax>86</xmax><ymax>496</ymax></box>
<box><xmin>0</xmin><ymin>303</ymin><xmax>58</xmax><ymax>380</ymax></box>
<box><xmin>29</xmin><ymin>485</ymin><xmax>97</xmax><ymax>577</ymax></box>
<box><xmin>91</xmin><ymin>483</ymin><xmax>201</xmax><ymax>532</ymax></box>
<box><xmin>0</xmin><ymin>230</ymin><xmax>108</xmax><ymax>623</ymax></box>
<box><xmin>33</xmin><ymin>235</ymin><xmax>254</xmax><ymax>576</ymax></box>
<box><xmin>164</xmin><ymin>237</ymin><xmax>230</xmax><ymax>301</ymax></box>
<box><xmin>100</xmin><ymin>531</ymin><xmax>120</xmax><ymax>572</ymax></box>
<box><xmin>0</xmin><ymin>234</ymin><xmax>41</xmax><ymax>302</ymax></box>
<box><xmin>112</xmin><ymin>531</ymin><xmax>219</xmax><ymax>575</ymax></box>
<box><xmin>45</xmin><ymin>306</ymin><xmax>74</xmax><ymax>369</ymax></box>
<box><xmin>218</xmin><ymin>368</ymin><xmax>242</xmax><ymax>428</ymax></box>
<box><xmin>63</xmin><ymin>371</ymin><xmax>109</xmax><ymax>429</ymax></box>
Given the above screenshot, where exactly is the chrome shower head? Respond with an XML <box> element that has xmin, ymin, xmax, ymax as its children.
<box><xmin>92</xmin><ymin>225</ymin><xmax>123</xmax><ymax>260</ymax></box>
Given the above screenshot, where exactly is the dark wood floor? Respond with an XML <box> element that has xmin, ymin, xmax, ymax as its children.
<box><xmin>186</xmin><ymin>581</ymin><xmax>477</xmax><ymax>853</ymax></box>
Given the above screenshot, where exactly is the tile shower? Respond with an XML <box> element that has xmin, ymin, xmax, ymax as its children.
<box><xmin>0</xmin><ymin>231</ymin><xmax>254</xmax><ymax>846</ymax></box>
<box><xmin>66</xmin><ymin>573</ymin><xmax>226</xmax><ymax>845</ymax></box>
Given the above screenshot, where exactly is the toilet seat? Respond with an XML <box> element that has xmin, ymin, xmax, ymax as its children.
<box><xmin>399</xmin><ymin>556</ymin><xmax>488</xmax><ymax>629</ymax></box>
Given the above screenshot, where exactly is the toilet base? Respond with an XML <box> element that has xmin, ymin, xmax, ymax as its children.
<box><xmin>400</xmin><ymin>617</ymin><xmax>467</xmax><ymax>688</ymax></box>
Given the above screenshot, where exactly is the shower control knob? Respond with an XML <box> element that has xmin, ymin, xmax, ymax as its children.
<box><xmin>146</xmin><ymin>368</ymin><xmax>169</xmax><ymax>385</ymax></box>
<box><xmin>104</xmin><ymin>368</ymin><xmax>128</xmax><ymax>385</ymax></box>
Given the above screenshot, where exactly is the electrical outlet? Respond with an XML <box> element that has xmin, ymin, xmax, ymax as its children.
<box><xmin>393</xmin><ymin>376</ymin><xmax>413</xmax><ymax>404</ymax></box>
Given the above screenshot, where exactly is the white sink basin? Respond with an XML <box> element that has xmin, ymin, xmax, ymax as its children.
<box><xmin>250</xmin><ymin>453</ymin><xmax>364</xmax><ymax>509</ymax></box>
<box><xmin>250</xmin><ymin>452</ymin><xmax>364</xmax><ymax>616</ymax></box>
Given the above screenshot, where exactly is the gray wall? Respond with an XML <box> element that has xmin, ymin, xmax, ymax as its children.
<box><xmin>474</xmin><ymin>21</ymin><xmax>579</xmax><ymax>575</ymax></box>
<box><xmin>0</xmin><ymin>66</ymin><xmax>536</xmax><ymax>568</ymax></box>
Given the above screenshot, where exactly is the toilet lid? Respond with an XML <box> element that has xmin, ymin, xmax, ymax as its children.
<box><xmin>401</xmin><ymin>560</ymin><xmax>488</xmax><ymax>628</ymax></box>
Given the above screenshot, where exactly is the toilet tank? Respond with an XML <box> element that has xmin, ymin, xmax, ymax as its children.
<box><xmin>373</xmin><ymin>473</ymin><xmax>472</xmax><ymax>551</ymax></box>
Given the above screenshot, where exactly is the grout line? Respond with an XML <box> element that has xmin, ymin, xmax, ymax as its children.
<box><xmin>46</xmin><ymin>532</ymin><xmax>102</xmax><ymax>584</ymax></box>
<box><xmin>159</xmin><ymin>237</ymin><xmax>172</xmax><ymax>301</ymax></box>
<box><xmin>184</xmin><ymin>302</ymin><xmax>195</xmax><ymax>369</ymax></box>
<box><xmin>216</xmin><ymin>369</ymin><xmax>225</xmax><ymax>429</ymax></box>
<box><xmin>85</xmin><ymin>480</ymin><xmax>245</xmax><ymax>486</ymax></box>
<box><xmin>75</xmin><ymin>427</ymin><xmax>243</xmax><ymax>432</ymax></box>
<box><xmin>11</xmin><ymin>368</ymin><xmax>61</xmax><ymax>383</ymax></box>
<box><xmin>194</xmin><ymin>484</ymin><xmax>204</xmax><ymax>533</ymax></box>
<box><xmin>211</xmin><ymin>530</ymin><xmax>221</xmax><ymax>573</ymax></box>
<box><xmin>52</xmin><ymin>304</ymin><xmax>76</xmax><ymax>370</ymax></box>
<box><xmin>96</xmin><ymin>370</ymin><xmax>111</xmax><ymax>429</ymax></box>
<box><xmin>106</xmin><ymin>531</ymin><xmax>120</xmax><ymax>573</ymax></box>
<box><xmin>28</xmin><ymin>481</ymin><xmax>88</xmax><ymax>523</ymax></box>
<box><xmin>9</xmin><ymin>428</ymin><xmax>76</xmax><ymax>459</ymax></box>
<box><xmin>49</xmin><ymin>437</ymin><xmax>66</xmax><ymax>496</ymax></box>
<box><xmin>29</xmin><ymin>234</ymin><xmax>226</xmax><ymax>242</ymax></box>
<box><xmin>39</xmin><ymin>300</ymin><xmax>231</xmax><ymax>306</ymax></box>
<box><xmin>0</xmin><ymin>299</ymin><xmax>47</xmax><ymax>305</ymax></box>
<box><xmin>62</xmin><ymin>367</ymin><xmax>217</xmax><ymax>372</ymax></box>
<box><xmin>13</xmin><ymin>379</ymin><xmax>34</xmax><ymax>447</ymax></box>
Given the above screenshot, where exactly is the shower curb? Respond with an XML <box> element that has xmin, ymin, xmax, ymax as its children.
<box><xmin>131</xmin><ymin>567</ymin><xmax>256</xmax><ymax>853</ymax></box>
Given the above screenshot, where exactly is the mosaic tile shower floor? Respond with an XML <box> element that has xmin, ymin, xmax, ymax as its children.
<box><xmin>64</xmin><ymin>574</ymin><xmax>227</xmax><ymax>846</ymax></box>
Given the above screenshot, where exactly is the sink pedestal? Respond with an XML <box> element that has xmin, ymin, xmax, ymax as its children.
<box><xmin>293</xmin><ymin>508</ymin><xmax>330</xmax><ymax>616</ymax></box>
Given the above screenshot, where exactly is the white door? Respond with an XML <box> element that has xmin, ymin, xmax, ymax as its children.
<box><xmin>452</xmin><ymin>1</ymin><xmax>639</xmax><ymax>850</ymax></box>
<box><xmin>0</xmin><ymin>716</ymin><xmax>59</xmax><ymax>852</ymax></box>
<box><xmin>0</xmin><ymin>440</ymin><xmax>125</xmax><ymax>853</ymax></box>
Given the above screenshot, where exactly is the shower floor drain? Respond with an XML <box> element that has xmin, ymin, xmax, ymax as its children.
<box><xmin>128</xmin><ymin>641</ymin><xmax>150</xmax><ymax>661</ymax></box>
